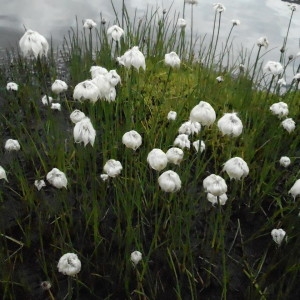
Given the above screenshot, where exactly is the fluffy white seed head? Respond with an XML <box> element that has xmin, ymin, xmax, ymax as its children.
<box><xmin>73</xmin><ymin>117</ymin><xmax>96</xmax><ymax>147</ymax></box>
<box><xmin>158</xmin><ymin>170</ymin><xmax>182</xmax><ymax>192</ymax></box>
<box><xmin>279</xmin><ymin>156</ymin><xmax>291</xmax><ymax>168</ymax></box>
<box><xmin>107</xmin><ymin>87</ymin><xmax>117</xmax><ymax>102</ymax></box>
<box><xmin>117</xmin><ymin>46</ymin><xmax>146</xmax><ymax>71</ymax></box>
<box><xmin>189</xmin><ymin>101</ymin><xmax>216</xmax><ymax>126</ymax></box>
<box><xmin>178</xmin><ymin>121</ymin><xmax>201</xmax><ymax>136</ymax></box>
<box><xmin>70</xmin><ymin>109</ymin><xmax>86</xmax><ymax>124</ymax></box>
<box><xmin>264</xmin><ymin>61</ymin><xmax>284</xmax><ymax>76</ymax></box>
<box><xmin>51</xmin><ymin>103</ymin><xmax>61</xmax><ymax>111</ymax></box>
<box><xmin>73</xmin><ymin>80</ymin><xmax>100</xmax><ymax>103</ymax></box>
<box><xmin>213</xmin><ymin>3</ymin><xmax>226</xmax><ymax>12</ymax></box>
<box><xmin>122</xmin><ymin>130</ymin><xmax>142</xmax><ymax>151</ymax></box>
<box><xmin>91</xmin><ymin>75</ymin><xmax>112</xmax><ymax>101</ymax></box>
<box><xmin>281</xmin><ymin>118</ymin><xmax>295</xmax><ymax>133</ymax></box>
<box><xmin>41</xmin><ymin>95</ymin><xmax>53</xmax><ymax>105</ymax></box>
<box><xmin>271</xmin><ymin>229</ymin><xmax>286</xmax><ymax>245</ymax></box>
<box><xmin>165</xmin><ymin>51</ymin><xmax>181</xmax><ymax>68</ymax></box>
<box><xmin>83</xmin><ymin>19</ymin><xmax>97</xmax><ymax>29</ymax></box>
<box><xmin>19</xmin><ymin>29</ymin><xmax>49</xmax><ymax>58</ymax></box>
<box><xmin>103</xmin><ymin>159</ymin><xmax>123</xmax><ymax>178</ymax></box>
<box><xmin>173</xmin><ymin>134</ymin><xmax>190</xmax><ymax>149</ymax></box>
<box><xmin>288</xmin><ymin>179</ymin><xmax>300</xmax><ymax>200</ymax></box>
<box><xmin>177</xmin><ymin>18</ymin><xmax>187</xmax><ymax>28</ymax></box>
<box><xmin>166</xmin><ymin>147</ymin><xmax>184</xmax><ymax>165</ymax></box>
<box><xmin>147</xmin><ymin>149</ymin><xmax>168</xmax><ymax>171</ymax></box>
<box><xmin>100</xmin><ymin>174</ymin><xmax>109</xmax><ymax>181</ymax></box>
<box><xmin>51</xmin><ymin>79</ymin><xmax>68</xmax><ymax>94</ymax></box>
<box><xmin>34</xmin><ymin>179</ymin><xmax>46</xmax><ymax>191</ymax></box>
<box><xmin>257</xmin><ymin>36</ymin><xmax>269</xmax><ymax>48</ymax></box>
<box><xmin>207</xmin><ymin>193</ymin><xmax>228</xmax><ymax>206</ymax></box>
<box><xmin>5</xmin><ymin>139</ymin><xmax>21</xmax><ymax>151</ymax></box>
<box><xmin>6</xmin><ymin>82</ymin><xmax>18</xmax><ymax>91</ymax></box>
<box><xmin>46</xmin><ymin>168</ymin><xmax>67</xmax><ymax>189</ymax></box>
<box><xmin>57</xmin><ymin>253</ymin><xmax>81</xmax><ymax>276</ymax></box>
<box><xmin>167</xmin><ymin>111</ymin><xmax>177</xmax><ymax>121</ymax></box>
<box><xmin>130</xmin><ymin>251</ymin><xmax>142</xmax><ymax>265</ymax></box>
<box><xmin>203</xmin><ymin>174</ymin><xmax>227</xmax><ymax>196</ymax></box>
<box><xmin>0</xmin><ymin>166</ymin><xmax>8</xmax><ymax>182</ymax></box>
<box><xmin>223</xmin><ymin>157</ymin><xmax>249</xmax><ymax>180</ymax></box>
<box><xmin>277</xmin><ymin>78</ymin><xmax>287</xmax><ymax>86</ymax></box>
<box><xmin>217</xmin><ymin>112</ymin><xmax>243</xmax><ymax>137</ymax></box>
<box><xmin>216</xmin><ymin>76</ymin><xmax>224</xmax><ymax>83</ymax></box>
<box><xmin>90</xmin><ymin>66</ymin><xmax>108</xmax><ymax>79</ymax></box>
<box><xmin>105</xmin><ymin>70</ymin><xmax>121</xmax><ymax>87</ymax></box>
<box><xmin>193</xmin><ymin>140</ymin><xmax>205</xmax><ymax>153</ymax></box>
<box><xmin>270</xmin><ymin>102</ymin><xmax>289</xmax><ymax>118</ymax></box>
<box><xmin>107</xmin><ymin>25</ymin><xmax>125</xmax><ymax>42</ymax></box>
<box><xmin>293</xmin><ymin>73</ymin><xmax>300</xmax><ymax>81</ymax></box>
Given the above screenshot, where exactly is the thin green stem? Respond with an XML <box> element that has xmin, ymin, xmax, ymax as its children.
<box><xmin>211</xmin><ymin>12</ymin><xmax>222</xmax><ymax>67</ymax></box>
<box><xmin>266</xmin><ymin>75</ymin><xmax>275</xmax><ymax>99</ymax></box>
<box><xmin>279</xmin><ymin>9</ymin><xmax>295</xmax><ymax>63</ymax></box>
<box><xmin>251</xmin><ymin>45</ymin><xmax>262</xmax><ymax>83</ymax></box>
<box><xmin>206</xmin><ymin>10</ymin><xmax>218</xmax><ymax>65</ymax></box>
<box><xmin>67</xmin><ymin>276</ymin><xmax>73</xmax><ymax>300</ymax></box>
<box><xmin>189</xmin><ymin>4</ymin><xmax>194</xmax><ymax>60</ymax></box>
<box><xmin>219</xmin><ymin>24</ymin><xmax>234</xmax><ymax>71</ymax></box>
<box><xmin>89</xmin><ymin>29</ymin><xmax>93</xmax><ymax>61</ymax></box>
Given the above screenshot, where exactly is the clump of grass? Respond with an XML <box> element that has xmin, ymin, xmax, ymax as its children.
<box><xmin>1</xmin><ymin>2</ymin><xmax>300</xmax><ymax>299</ymax></box>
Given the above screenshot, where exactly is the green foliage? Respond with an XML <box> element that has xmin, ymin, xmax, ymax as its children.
<box><xmin>0</xmin><ymin>2</ymin><xmax>300</xmax><ymax>300</ymax></box>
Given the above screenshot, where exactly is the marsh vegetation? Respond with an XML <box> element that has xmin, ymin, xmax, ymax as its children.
<box><xmin>0</xmin><ymin>2</ymin><xmax>300</xmax><ymax>299</ymax></box>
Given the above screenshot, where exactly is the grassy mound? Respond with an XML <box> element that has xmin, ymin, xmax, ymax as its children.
<box><xmin>1</xmin><ymin>2</ymin><xmax>300</xmax><ymax>299</ymax></box>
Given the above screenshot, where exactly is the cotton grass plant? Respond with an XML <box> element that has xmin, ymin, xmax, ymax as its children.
<box><xmin>1</xmin><ymin>1</ymin><xmax>300</xmax><ymax>299</ymax></box>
